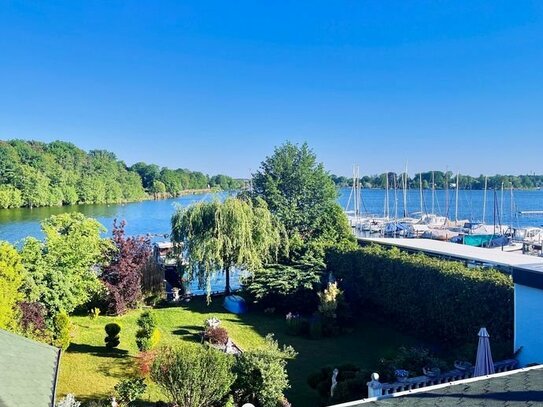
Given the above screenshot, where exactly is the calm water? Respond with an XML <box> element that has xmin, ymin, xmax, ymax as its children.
<box><xmin>1</xmin><ymin>188</ymin><xmax>543</xmax><ymax>244</ymax></box>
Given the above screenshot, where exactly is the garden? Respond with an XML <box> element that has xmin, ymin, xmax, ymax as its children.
<box><xmin>0</xmin><ymin>142</ymin><xmax>516</xmax><ymax>407</ymax></box>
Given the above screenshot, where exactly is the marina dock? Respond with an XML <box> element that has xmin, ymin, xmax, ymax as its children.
<box><xmin>358</xmin><ymin>236</ymin><xmax>543</xmax><ymax>274</ymax></box>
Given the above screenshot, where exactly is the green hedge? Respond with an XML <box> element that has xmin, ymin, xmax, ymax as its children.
<box><xmin>326</xmin><ymin>244</ymin><xmax>513</xmax><ymax>344</ymax></box>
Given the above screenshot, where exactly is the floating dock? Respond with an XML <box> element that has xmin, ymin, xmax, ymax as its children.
<box><xmin>358</xmin><ymin>237</ymin><xmax>543</xmax><ymax>274</ymax></box>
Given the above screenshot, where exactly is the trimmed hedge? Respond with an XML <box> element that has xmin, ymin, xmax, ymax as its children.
<box><xmin>326</xmin><ymin>244</ymin><xmax>513</xmax><ymax>344</ymax></box>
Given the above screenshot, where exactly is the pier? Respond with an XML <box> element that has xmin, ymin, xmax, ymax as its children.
<box><xmin>358</xmin><ymin>236</ymin><xmax>543</xmax><ymax>274</ymax></box>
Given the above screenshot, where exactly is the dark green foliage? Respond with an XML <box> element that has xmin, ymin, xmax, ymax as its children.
<box><xmin>377</xmin><ymin>347</ymin><xmax>448</xmax><ymax>382</ymax></box>
<box><xmin>114</xmin><ymin>377</ymin><xmax>147</xmax><ymax>404</ymax></box>
<box><xmin>151</xmin><ymin>345</ymin><xmax>235</xmax><ymax>407</ymax></box>
<box><xmin>104</xmin><ymin>323</ymin><xmax>121</xmax><ymax>349</ymax></box>
<box><xmin>136</xmin><ymin>311</ymin><xmax>160</xmax><ymax>351</ymax></box>
<box><xmin>0</xmin><ymin>139</ymin><xmax>242</xmax><ymax>209</ymax></box>
<box><xmin>251</xmin><ymin>142</ymin><xmax>356</xmax><ymax>261</ymax></box>
<box><xmin>309</xmin><ymin>314</ymin><xmax>323</xmax><ymax>339</ymax></box>
<box><xmin>233</xmin><ymin>335</ymin><xmax>297</xmax><ymax>407</ymax></box>
<box><xmin>308</xmin><ymin>364</ymin><xmax>370</xmax><ymax>406</ymax></box>
<box><xmin>53</xmin><ymin>312</ymin><xmax>71</xmax><ymax>351</ymax></box>
<box><xmin>327</xmin><ymin>244</ymin><xmax>514</xmax><ymax>344</ymax></box>
<box><xmin>242</xmin><ymin>261</ymin><xmax>323</xmax><ymax>315</ymax></box>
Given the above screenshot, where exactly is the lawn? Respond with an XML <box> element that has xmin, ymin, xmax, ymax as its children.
<box><xmin>59</xmin><ymin>298</ymin><xmax>419</xmax><ymax>406</ymax></box>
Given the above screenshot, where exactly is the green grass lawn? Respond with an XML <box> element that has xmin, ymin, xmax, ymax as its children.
<box><xmin>59</xmin><ymin>298</ymin><xmax>419</xmax><ymax>406</ymax></box>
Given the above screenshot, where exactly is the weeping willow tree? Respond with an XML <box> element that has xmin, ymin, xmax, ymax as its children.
<box><xmin>171</xmin><ymin>197</ymin><xmax>281</xmax><ymax>296</ymax></box>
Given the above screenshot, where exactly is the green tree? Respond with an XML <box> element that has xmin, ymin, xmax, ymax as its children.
<box><xmin>0</xmin><ymin>242</ymin><xmax>25</xmax><ymax>330</ymax></box>
<box><xmin>233</xmin><ymin>334</ymin><xmax>297</xmax><ymax>407</ymax></box>
<box><xmin>21</xmin><ymin>213</ymin><xmax>111</xmax><ymax>319</ymax></box>
<box><xmin>252</xmin><ymin>142</ymin><xmax>355</xmax><ymax>259</ymax></box>
<box><xmin>171</xmin><ymin>197</ymin><xmax>279</xmax><ymax>295</ymax></box>
<box><xmin>151</xmin><ymin>345</ymin><xmax>235</xmax><ymax>407</ymax></box>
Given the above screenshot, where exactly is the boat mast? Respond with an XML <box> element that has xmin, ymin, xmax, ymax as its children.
<box><xmin>419</xmin><ymin>172</ymin><xmax>423</xmax><ymax>216</ymax></box>
<box><xmin>403</xmin><ymin>163</ymin><xmax>408</xmax><ymax>218</ymax></box>
<box><xmin>500</xmin><ymin>182</ymin><xmax>504</xmax><ymax>227</ymax></box>
<box><xmin>482</xmin><ymin>175</ymin><xmax>488</xmax><ymax>223</ymax></box>
<box><xmin>384</xmin><ymin>172</ymin><xmax>389</xmax><ymax>219</ymax></box>
<box><xmin>455</xmin><ymin>172</ymin><xmax>459</xmax><ymax>222</ymax></box>
<box><xmin>431</xmin><ymin>171</ymin><xmax>435</xmax><ymax>215</ymax></box>
<box><xmin>510</xmin><ymin>185</ymin><xmax>514</xmax><ymax>232</ymax></box>
<box><xmin>445</xmin><ymin>168</ymin><xmax>449</xmax><ymax>220</ymax></box>
<box><xmin>394</xmin><ymin>173</ymin><xmax>398</xmax><ymax>222</ymax></box>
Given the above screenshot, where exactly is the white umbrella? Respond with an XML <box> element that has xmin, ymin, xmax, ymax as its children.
<box><xmin>474</xmin><ymin>327</ymin><xmax>495</xmax><ymax>376</ymax></box>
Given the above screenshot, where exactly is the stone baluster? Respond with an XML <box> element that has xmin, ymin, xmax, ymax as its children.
<box><xmin>367</xmin><ymin>373</ymin><xmax>383</xmax><ymax>398</ymax></box>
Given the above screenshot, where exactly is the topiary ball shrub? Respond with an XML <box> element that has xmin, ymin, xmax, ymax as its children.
<box><xmin>104</xmin><ymin>323</ymin><xmax>121</xmax><ymax>349</ymax></box>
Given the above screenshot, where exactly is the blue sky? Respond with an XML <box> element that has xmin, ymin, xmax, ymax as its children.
<box><xmin>1</xmin><ymin>1</ymin><xmax>542</xmax><ymax>177</ymax></box>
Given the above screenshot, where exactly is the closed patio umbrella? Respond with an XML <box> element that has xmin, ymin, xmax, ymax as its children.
<box><xmin>474</xmin><ymin>327</ymin><xmax>495</xmax><ymax>377</ymax></box>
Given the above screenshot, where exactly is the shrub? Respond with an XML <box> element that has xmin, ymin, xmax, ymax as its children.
<box><xmin>285</xmin><ymin>313</ymin><xmax>307</xmax><ymax>336</ymax></box>
<box><xmin>242</xmin><ymin>262</ymin><xmax>322</xmax><ymax>315</ymax></box>
<box><xmin>114</xmin><ymin>377</ymin><xmax>147</xmax><ymax>404</ymax></box>
<box><xmin>151</xmin><ymin>345</ymin><xmax>235</xmax><ymax>407</ymax></box>
<box><xmin>136</xmin><ymin>311</ymin><xmax>159</xmax><ymax>351</ymax></box>
<box><xmin>53</xmin><ymin>312</ymin><xmax>71</xmax><ymax>351</ymax></box>
<box><xmin>233</xmin><ymin>334</ymin><xmax>297</xmax><ymax>407</ymax></box>
<box><xmin>136</xmin><ymin>328</ymin><xmax>161</xmax><ymax>352</ymax></box>
<box><xmin>377</xmin><ymin>346</ymin><xmax>448</xmax><ymax>382</ymax></box>
<box><xmin>136</xmin><ymin>350</ymin><xmax>157</xmax><ymax>377</ymax></box>
<box><xmin>104</xmin><ymin>323</ymin><xmax>121</xmax><ymax>349</ymax></box>
<box><xmin>204</xmin><ymin>326</ymin><xmax>229</xmax><ymax>345</ymax></box>
<box><xmin>19</xmin><ymin>301</ymin><xmax>47</xmax><ymax>336</ymax></box>
<box><xmin>327</xmin><ymin>244</ymin><xmax>514</xmax><ymax>344</ymax></box>
<box><xmin>308</xmin><ymin>364</ymin><xmax>369</xmax><ymax>406</ymax></box>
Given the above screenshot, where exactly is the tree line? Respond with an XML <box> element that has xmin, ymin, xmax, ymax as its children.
<box><xmin>0</xmin><ymin>139</ymin><xmax>244</xmax><ymax>209</ymax></box>
<box><xmin>331</xmin><ymin>171</ymin><xmax>543</xmax><ymax>190</ymax></box>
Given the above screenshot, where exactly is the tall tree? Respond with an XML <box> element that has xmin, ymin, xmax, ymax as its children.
<box><xmin>171</xmin><ymin>197</ymin><xmax>279</xmax><ymax>295</ymax></box>
<box><xmin>0</xmin><ymin>242</ymin><xmax>25</xmax><ymax>330</ymax></box>
<box><xmin>101</xmin><ymin>220</ymin><xmax>152</xmax><ymax>315</ymax></box>
<box><xmin>21</xmin><ymin>213</ymin><xmax>111</xmax><ymax>319</ymax></box>
<box><xmin>252</xmin><ymin>142</ymin><xmax>354</xmax><ymax>258</ymax></box>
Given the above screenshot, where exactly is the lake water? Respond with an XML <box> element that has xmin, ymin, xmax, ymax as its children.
<box><xmin>1</xmin><ymin>188</ymin><xmax>543</xmax><ymax>244</ymax></box>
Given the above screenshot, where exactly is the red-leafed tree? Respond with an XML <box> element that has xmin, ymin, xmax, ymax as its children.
<box><xmin>102</xmin><ymin>220</ymin><xmax>152</xmax><ymax>315</ymax></box>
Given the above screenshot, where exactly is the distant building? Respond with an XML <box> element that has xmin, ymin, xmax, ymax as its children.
<box><xmin>0</xmin><ymin>329</ymin><xmax>61</xmax><ymax>407</ymax></box>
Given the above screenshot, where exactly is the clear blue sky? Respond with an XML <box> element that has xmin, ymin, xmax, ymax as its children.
<box><xmin>1</xmin><ymin>1</ymin><xmax>542</xmax><ymax>177</ymax></box>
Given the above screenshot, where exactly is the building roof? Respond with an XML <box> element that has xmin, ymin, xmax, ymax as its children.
<box><xmin>0</xmin><ymin>329</ymin><xmax>61</xmax><ymax>407</ymax></box>
<box><xmin>330</xmin><ymin>365</ymin><xmax>543</xmax><ymax>407</ymax></box>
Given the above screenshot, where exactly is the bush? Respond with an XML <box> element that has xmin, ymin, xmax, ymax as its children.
<box><xmin>285</xmin><ymin>313</ymin><xmax>308</xmax><ymax>336</ymax></box>
<box><xmin>151</xmin><ymin>345</ymin><xmax>235</xmax><ymax>407</ymax></box>
<box><xmin>377</xmin><ymin>346</ymin><xmax>448</xmax><ymax>382</ymax></box>
<box><xmin>327</xmin><ymin>244</ymin><xmax>514</xmax><ymax>344</ymax></box>
<box><xmin>114</xmin><ymin>377</ymin><xmax>147</xmax><ymax>404</ymax></box>
<box><xmin>242</xmin><ymin>263</ymin><xmax>322</xmax><ymax>315</ymax></box>
<box><xmin>136</xmin><ymin>311</ymin><xmax>160</xmax><ymax>351</ymax></box>
<box><xmin>105</xmin><ymin>323</ymin><xmax>121</xmax><ymax>349</ymax></box>
<box><xmin>19</xmin><ymin>301</ymin><xmax>47</xmax><ymax>337</ymax></box>
<box><xmin>204</xmin><ymin>326</ymin><xmax>229</xmax><ymax>345</ymax></box>
<box><xmin>136</xmin><ymin>350</ymin><xmax>157</xmax><ymax>377</ymax></box>
<box><xmin>307</xmin><ymin>364</ymin><xmax>369</xmax><ymax>406</ymax></box>
<box><xmin>233</xmin><ymin>334</ymin><xmax>297</xmax><ymax>407</ymax></box>
<box><xmin>53</xmin><ymin>312</ymin><xmax>71</xmax><ymax>351</ymax></box>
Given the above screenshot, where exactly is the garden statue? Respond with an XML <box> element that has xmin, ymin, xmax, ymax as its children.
<box><xmin>330</xmin><ymin>368</ymin><xmax>339</xmax><ymax>397</ymax></box>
